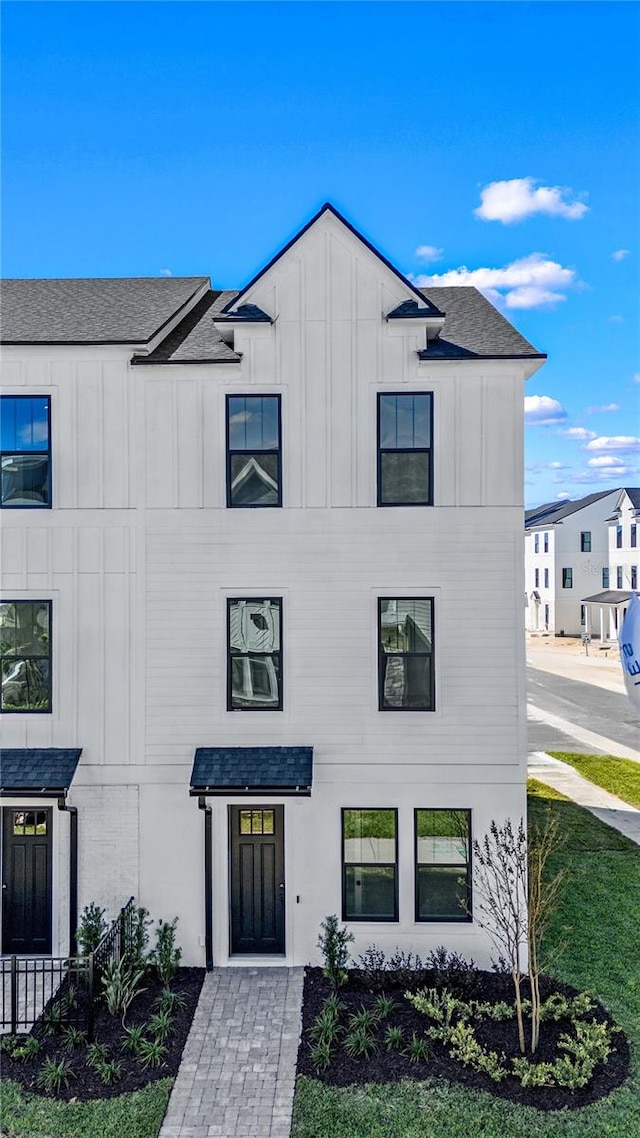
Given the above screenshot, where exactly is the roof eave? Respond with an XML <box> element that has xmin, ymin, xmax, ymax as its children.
<box><xmin>190</xmin><ymin>784</ymin><xmax>312</xmax><ymax>797</ymax></box>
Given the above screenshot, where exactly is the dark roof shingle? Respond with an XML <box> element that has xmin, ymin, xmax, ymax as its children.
<box><xmin>0</xmin><ymin>748</ymin><xmax>82</xmax><ymax>793</ymax></box>
<box><xmin>190</xmin><ymin>747</ymin><xmax>313</xmax><ymax>794</ymax></box>
<box><xmin>134</xmin><ymin>291</ymin><xmax>241</xmax><ymax>364</ymax></box>
<box><xmin>0</xmin><ymin>277</ymin><xmax>208</xmax><ymax>344</ymax></box>
<box><xmin>525</xmin><ymin>490</ymin><xmax>617</xmax><ymax>528</ymax></box>
<box><xmin>417</xmin><ymin>287</ymin><xmax>544</xmax><ymax>360</ymax></box>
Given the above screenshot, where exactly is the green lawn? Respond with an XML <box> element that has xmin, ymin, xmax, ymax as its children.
<box><xmin>0</xmin><ymin>1077</ymin><xmax>171</xmax><ymax>1138</ymax></box>
<box><xmin>549</xmin><ymin>752</ymin><xmax>640</xmax><ymax>810</ymax></box>
<box><xmin>292</xmin><ymin>780</ymin><xmax>640</xmax><ymax>1138</ymax></box>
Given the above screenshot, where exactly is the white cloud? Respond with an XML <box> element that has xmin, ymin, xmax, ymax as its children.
<box><xmin>548</xmin><ymin>461</ymin><xmax>569</xmax><ymax>469</ymax></box>
<box><xmin>557</xmin><ymin>426</ymin><xmax>597</xmax><ymax>441</ymax></box>
<box><xmin>416</xmin><ymin>253</ymin><xmax>578</xmax><ymax>309</ymax></box>
<box><xmin>474</xmin><ymin>178</ymin><xmax>589</xmax><ymax>224</ymax></box>
<box><xmin>585</xmin><ymin>435</ymin><xmax>640</xmax><ymax>453</ymax></box>
<box><xmin>524</xmin><ymin>395</ymin><xmax>568</xmax><ymax>425</ymax></box>
<box><xmin>633</xmin><ymin>374</ymin><xmax>640</xmax><ymax>384</ymax></box>
<box><xmin>608</xmin><ymin>315</ymin><xmax>624</xmax><ymax>324</ymax></box>
<box><xmin>585</xmin><ymin>403</ymin><xmax>620</xmax><ymax>414</ymax></box>
<box><xmin>587</xmin><ymin>456</ymin><xmax>626</xmax><ymax>468</ymax></box>
<box><xmin>611</xmin><ymin>249</ymin><xmax>630</xmax><ymax>262</ymax></box>
<box><xmin>159</xmin><ymin>268</ymin><xmax>173</xmax><ymax>277</ymax></box>
<box><xmin>556</xmin><ymin>492</ymin><xmax>571</xmax><ymax>500</ymax></box>
<box><xmin>415</xmin><ymin>244</ymin><xmax>444</xmax><ymax>263</ymax></box>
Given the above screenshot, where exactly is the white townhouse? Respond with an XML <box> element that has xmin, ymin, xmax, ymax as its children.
<box><xmin>524</xmin><ymin>490</ymin><xmax>619</xmax><ymax>638</ymax></box>
<box><xmin>0</xmin><ymin>204</ymin><xmax>545</xmax><ymax>970</ymax></box>
<box><xmin>582</xmin><ymin>488</ymin><xmax>640</xmax><ymax>641</ymax></box>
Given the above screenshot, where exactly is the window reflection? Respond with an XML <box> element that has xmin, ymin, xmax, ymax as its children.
<box><xmin>378</xmin><ymin>393</ymin><xmax>432</xmax><ymax>506</ymax></box>
<box><xmin>227</xmin><ymin>396</ymin><xmax>281</xmax><ymax>507</ymax></box>
<box><xmin>1</xmin><ymin>397</ymin><xmax>51</xmax><ymax>508</ymax></box>
<box><xmin>228</xmin><ymin>599</ymin><xmax>282</xmax><ymax>710</ymax></box>
<box><xmin>0</xmin><ymin>601</ymin><xmax>52</xmax><ymax>712</ymax></box>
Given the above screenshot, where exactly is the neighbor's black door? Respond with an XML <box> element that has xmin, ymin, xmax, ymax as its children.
<box><xmin>2</xmin><ymin>808</ymin><xmax>53</xmax><ymax>954</ymax></box>
<box><xmin>230</xmin><ymin>805</ymin><xmax>285</xmax><ymax>954</ymax></box>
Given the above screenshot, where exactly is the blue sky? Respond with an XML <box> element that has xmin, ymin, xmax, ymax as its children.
<box><xmin>2</xmin><ymin>1</ymin><xmax>639</xmax><ymax>507</ymax></box>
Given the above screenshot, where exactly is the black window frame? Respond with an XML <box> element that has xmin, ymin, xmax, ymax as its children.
<box><xmin>378</xmin><ymin>596</ymin><xmax>435</xmax><ymax>712</ymax></box>
<box><xmin>616</xmin><ymin>525</ymin><xmax>623</xmax><ymax>549</ymax></box>
<box><xmin>376</xmin><ymin>391</ymin><xmax>433</xmax><ymax>507</ymax></box>
<box><xmin>534</xmin><ymin>568</ymin><xmax>539</xmax><ymax>588</ymax></box>
<box><xmin>0</xmin><ymin>598</ymin><xmax>52</xmax><ymax>714</ymax></box>
<box><xmin>631</xmin><ymin>524</ymin><xmax>637</xmax><ymax>550</ymax></box>
<box><xmin>414</xmin><ymin>808</ymin><xmax>472</xmax><ymax>924</ymax></box>
<box><xmin>544</xmin><ymin>568</ymin><xmax>549</xmax><ymax>589</ymax></box>
<box><xmin>580</xmin><ymin>605</ymin><xmax>586</xmax><ymax>627</ymax></box>
<box><xmin>562</xmin><ymin>568</ymin><xmax>573</xmax><ymax>589</ymax></box>
<box><xmin>632</xmin><ymin>566</ymin><xmax>638</xmax><ymax>590</ymax></box>
<box><xmin>602</xmin><ymin>567</ymin><xmax>610</xmax><ymax>588</ymax></box>
<box><xmin>616</xmin><ymin>566</ymin><xmax>623</xmax><ymax>589</ymax></box>
<box><xmin>580</xmin><ymin>531</ymin><xmax>592</xmax><ymax>553</ymax></box>
<box><xmin>341</xmin><ymin>807</ymin><xmax>399</xmax><ymax>923</ymax></box>
<box><xmin>0</xmin><ymin>395</ymin><xmax>52</xmax><ymax>510</ymax></box>
<box><xmin>534</xmin><ymin>534</ymin><xmax>539</xmax><ymax>553</ymax></box>
<box><xmin>227</xmin><ymin>597</ymin><xmax>283</xmax><ymax>712</ymax></box>
<box><xmin>225</xmin><ymin>394</ymin><xmax>282</xmax><ymax>509</ymax></box>
<box><xmin>543</xmin><ymin>532</ymin><xmax>549</xmax><ymax>553</ymax></box>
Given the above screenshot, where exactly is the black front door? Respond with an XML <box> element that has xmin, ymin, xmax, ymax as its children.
<box><xmin>230</xmin><ymin>805</ymin><xmax>285</xmax><ymax>954</ymax></box>
<box><xmin>2</xmin><ymin>807</ymin><xmax>53</xmax><ymax>954</ymax></box>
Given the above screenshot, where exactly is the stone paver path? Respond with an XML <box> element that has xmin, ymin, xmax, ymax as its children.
<box><xmin>528</xmin><ymin>750</ymin><xmax>640</xmax><ymax>846</ymax></box>
<box><xmin>159</xmin><ymin>967</ymin><xmax>303</xmax><ymax>1138</ymax></box>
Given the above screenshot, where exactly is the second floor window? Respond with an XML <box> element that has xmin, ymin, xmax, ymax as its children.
<box><xmin>616</xmin><ymin>525</ymin><xmax>623</xmax><ymax>549</ymax></box>
<box><xmin>562</xmin><ymin>568</ymin><xmax>573</xmax><ymax>589</ymax></box>
<box><xmin>632</xmin><ymin>525</ymin><xmax>637</xmax><ymax>549</ymax></box>
<box><xmin>226</xmin><ymin>395</ymin><xmax>281</xmax><ymax>508</ymax></box>
<box><xmin>534</xmin><ymin>569</ymin><xmax>539</xmax><ymax>587</ymax></box>
<box><xmin>378</xmin><ymin>598</ymin><xmax>434</xmax><ymax>711</ymax></box>
<box><xmin>632</xmin><ymin>566</ymin><xmax>638</xmax><ymax>590</ymax></box>
<box><xmin>543</xmin><ymin>532</ymin><xmax>549</xmax><ymax>553</ymax></box>
<box><xmin>534</xmin><ymin>534</ymin><xmax>539</xmax><ymax>553</ymax></box>
<box><xmin>581</xmin><ymin>531</ymin><xmax>591</xmax><ymax>553</ymax></box>
<box><xmin>602</xmin><ymin>567</ymin><xmax>610</xmax><ymax>588</ymax></box>
<box><xmin>0</xmin><ymin>600</ymin><xmax>52</xmax><ymax>712</ymax></box>
<box><xmin>228</xmin><ymin>598</ymin><xmax>282</xmax><ymax>710</ymax></box>
<box><xmin>617</xmin><ymin>567</ymin><xmax>623</xmax><ymax>589</ymax></box>
<box><xmin>377</xmin><ymin>393</ymin><xmax>432</xmax><ymax>506</ymax></box>
<box><xmin>1</xmin><ymin>396</ymin><xmax>51</xmax><ymax>508</ymax></box>
<box><xmin>544</xmin><ymin>568</ymin><xmax>549</xmax><ymax>589</ymax></box>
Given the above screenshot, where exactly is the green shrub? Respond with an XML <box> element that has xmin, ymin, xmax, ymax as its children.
<box><xmin>310</xmin><ymin>1039</ymin><xmax>332</xmax><ymax>1071</ymax></box>
<box><xmin>308</xmin><ymin>1009</ymin><xmax>340</xmax><ymax>1047</ymax></box>
<box><xmin>149</xmin><ymin>918</ymin><xmax>182</xmax><ymax>985</ymax></box>
<box><xmin>322</xmin><ymin>994</ymin><xmax>344</xmax><ymax>1019</ymax></box>
<box><xmin>373</xmin><ymin>993</ymin><xmax>396</xmax><ymax>1020</ymax></box>
<box><xmin>384</xmin><ymin>1025</ymin><xmax>404</xmax><ymax>1050</ymax></box>
<box><xmin>62</xmin><ymin>1026</ymin><xmax>86</xmax><ymax>1051</ymax></box>
<box><xmin>317</xmin><ymin>915</ymin><xmax>354</xmax><ymax>991</ymax></box>
<box><xmin>347</xmin><ymin>1007</ymin><xmax>378</xmax><ymax>1033</ymax></box>
<box><xmin>148</xmin><ymin>1010</ymin><xmax>173</xmax><ymax>1043</ymax></box>
<box><xmin>76</xmin><ymin>902</ymin><xmax>108</xmax><ymax>955</ymax></box>
<box><xmin>11</xmin><ymin>1035</ymin><xmax>41</xmax><ymax>1060</ymax></box>
<box><xmin>125</xmin><ymin>905</ymin><xmax>152</xmax><ymax>968</ymax></box>
<box><xmin>96</xmin><ymin>1059</ymin><xmax>122</xmax><ymax>1086</ymax></box>
<box><xmin>86</xmin><ymin>1042</ymin><xmax>110</xmax><ymax>1069</ymax></box>
<box><xmin>406</xmin><ymin>1033</ymin><xmax>431</xmax><ymax>1063</ymax></box>
<box><xmin>38</xmin><ymin>1057</ymin><xmax>73</xmax><ymax>1092</ymax></box>
<box><xmin>101</xmin><ymin>956</ymin><xmax>146</xmax><ymax>1022</ymax></box>
<box><xmin>153</xmin><ymin>986</ymin><xmax>186</xmax><ymax>1015</ymax></box>
<box><xmin>121</xmin><ymin>1024</ymin><xmax>146</xmax><ymax>1054</ymax></box>
<box><xmin>343</xmin><ymin>1026</ymin><xmax>377</xmax><ymax>1058</ymax></box>
<box><xmin>357</xmin><ymin>945</ymin><xmax>388</xmax><ymax>992</ymax></box>
<box><xmin>138</xmin><ymin>1037</ymin><xmax>168</xmax><ymax>1069</ymax></box>
<box><xmin>448</xmin><ymin>1022</ymin><xmax>507</xmax><ymax>1082</ymax></box>
<box><xmin>406</xmin><ymin>987</ymin><xmax>467</xmax><ymax>1028</ymax></box>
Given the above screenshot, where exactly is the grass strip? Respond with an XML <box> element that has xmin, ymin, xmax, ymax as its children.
<box><xmin>548</xmin><ymin>752</ymin><xmax>640</xmax><ymax>810</ymax></box>
<box><xmin>0</xmin><ymin>1076</ymin><xmax>171</xmax><ymax>1138</ymax></box>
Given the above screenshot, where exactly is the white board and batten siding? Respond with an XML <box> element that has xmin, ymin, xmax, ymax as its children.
<box><xmin>0</xmin><ymin>210</ymin><xmax>540</xmax><ymax>964</ymax></box>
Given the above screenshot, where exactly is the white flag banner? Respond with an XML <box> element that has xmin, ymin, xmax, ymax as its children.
<box><xmin>619</xmin><ymin>593</ymin><xmax>640</xmax><ymax>712</ymax></box>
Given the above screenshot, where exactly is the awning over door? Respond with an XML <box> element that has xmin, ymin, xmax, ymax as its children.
<box><xmin>582</xmin><ymin>590</ymin><xmax>633</xmax><ymax>605</ymax></box>
<box><xmin>190</xmin><ymin>746</ymin><xmax>313</xmax><ymax>796</ymax></box>
<box><xmin>0</xmin><ymin>748</ymin><xmax>82</xmax><ymax>796</ymax></box>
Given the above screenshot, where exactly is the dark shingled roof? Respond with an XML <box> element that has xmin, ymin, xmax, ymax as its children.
<box><xmin>190</xmin><ymin>747</ymin><xmax>313</xmax><ymax>795</ymax></box>
<box><xmin>387</xmin><ymin>298</ymin><xmax>444</xmax><ymax>319</ymax></box>
<box><xmin>622</xmin><ymin>488</ymin><xmax>640</xmax><ymax>511</ymax></box>
<box><xmin>582</xmin><ymin>590</ymin><xmax>634</xmax><ymax>605</ymax></box>
<box><xmin>525</xmin><ymin>490</ymin><xmax>617</xmax><ymax>529</ymax></box>
<box><xmin>133</xmin><ymin>291</ymin><xmax>241</xmax><ymax>364</ymax></box>
<box><xmin>417</xmin><ymin>287</ymin><xmax>545</xmax><ymax>360</ymax></box>
<box><xmin>0</xmin><ymin>748</ymin><xmax>82</xmax><ymax>794</ymax></box>
<box><xmin>0</xmin><ymin>277</ymin><xmax>208</xmax><ymax>344</ymax></box>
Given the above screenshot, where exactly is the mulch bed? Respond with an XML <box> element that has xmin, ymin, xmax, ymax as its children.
<box><xmin>297</xmin><ymin>967</ymin><xmax>630</xmax><ymax>1111</ymax></box>
<box><xmin>3</xmin><ymin>967</ymin><xmax>204</xmax><ymax>1102</ymax></box>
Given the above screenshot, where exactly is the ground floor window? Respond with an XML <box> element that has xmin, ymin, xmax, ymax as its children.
<box><xmin>414</xmin><ymin>808</ymin><xmax>471</xmax><ymax>921</ymax></box>
<box><xmin>342</xmin><ymin>808</ymin><xmax>398</xmax><ymax>921</ymax></box>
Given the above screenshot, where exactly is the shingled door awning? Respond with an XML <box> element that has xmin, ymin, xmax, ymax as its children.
<box><xmin>190</xmin><ymin>747</ymin><xmax>313</xmax><ymax>796</ymax></box>
<box><xmin>0</xmin><ymin>748</ymin><xmax>82</xmax><ymax>796</ymax></box>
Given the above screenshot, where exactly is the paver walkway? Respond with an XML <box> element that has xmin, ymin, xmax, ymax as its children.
<box><xmin>528</xmin><ymin>751</ymin><xmax>640</xmax><ymax>846</ymax></box>
<box><xmin>159</xmin><ymin>967</ymin><xmax>303</xmax><ymax>1138</ymax></box>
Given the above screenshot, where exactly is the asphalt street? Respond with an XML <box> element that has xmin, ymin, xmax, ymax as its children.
<box><xmin>527</xmin><ymin>666</ymin><xmax>640</xmax><ymax>756</ymax></box>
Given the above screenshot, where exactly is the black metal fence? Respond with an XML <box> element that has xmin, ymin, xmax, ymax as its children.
<box><xmin>1</xmin><ymin>896</ymin><xmax>135</xmax><ymax>1039</ymax></box>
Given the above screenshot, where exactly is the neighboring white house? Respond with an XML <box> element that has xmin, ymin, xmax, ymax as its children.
<box><xmin>582</xmin><ymin>488</ymin><xmax>640</xmax><ymax>641</ymax></box>
<box><xmin>0</xmin><ymin>203</ymin><xmax>545</xmax><ymax>969</ymax></box>
<box><xmin>524</xmin><ymin>490</ymin><xmax>619</xmax><ymax>637</ymax></box>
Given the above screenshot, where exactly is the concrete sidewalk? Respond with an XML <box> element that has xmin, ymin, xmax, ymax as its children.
<box><xmin>528</xmin><ymin>751</ymin><xmax>640</xmax><ymax>846</ymax></box>
<box><xmin>527</xmin><ymin>643</ymin><xmax>625</xmax><ymax>695</ymax></box>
